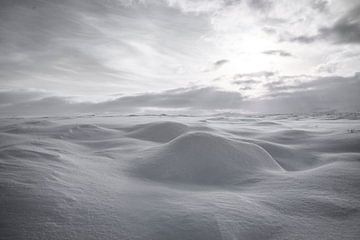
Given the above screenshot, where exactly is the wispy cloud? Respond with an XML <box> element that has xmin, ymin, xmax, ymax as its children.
<box><xmin>285</xmin><ymin>4</ymin><xmax>360</xmax><ymax>45</ymax></box>
<box><xmin>262</xmin><ymin>50</ymin><xmax>293</xmax><ymax>57</ymax></box>
<box><xmin>2</xmin><ymin>73</ymin><xmax>359</xmax><ymax>115</ymax></box>
<box><xmin>319</xmin><ymin>5</ymin><xmax>360</xmax><ymax>44</ymax></box>
<box><xmin>0</xmin><ymin>87</ymin><xmax>244</xmax><ymax>115</ymax></box>
<box><xmin>0</xmin><ymin>0</ymin><xmax>359</xmax><ymax>113</ymax></box>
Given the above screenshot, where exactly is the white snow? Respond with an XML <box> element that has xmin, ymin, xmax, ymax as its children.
<box><xmin>130</xmin><ymin>131</ymin><xmax>283</xmax><ymax>185</ymax></box>
<box><xmin>125</xmin><ymin>121</ymin><xmax>189</xmax><ymax>143</ymax></box>
<box><xmin>0</xmin><ymin>113</ymin><xmax>360</xmax><ymax>239</ymax></box>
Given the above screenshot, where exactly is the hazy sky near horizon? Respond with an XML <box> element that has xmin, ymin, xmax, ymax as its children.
<box><xmin>1</xmin><ymin>0</ymin><xmax>360</xmax><ymax>113</ymax></box>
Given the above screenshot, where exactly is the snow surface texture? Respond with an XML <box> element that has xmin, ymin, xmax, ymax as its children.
<box><xmin>130</xmin><ymin>131</ymin><xmax>283</xmax><ymax>185</ymax></box>
<box><xmin>1</xmin><ymin>114</ymin><xmax>360</xmax><ymax>239</ymax></box>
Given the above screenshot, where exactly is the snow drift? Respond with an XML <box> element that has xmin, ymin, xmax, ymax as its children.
<box><xmin>130</xmin><ymin>132</ymin><xmax>283</xmax><ymax>184</ymax></box>
<box><xmin>126</xmin><ymin>121</ymin><xmax>189</xmax><ymax>143</ymax></box>
<box><xmin>1</xmin><ymin>114</ymin><xmax>360</xmax><ymax>240</ymax></box>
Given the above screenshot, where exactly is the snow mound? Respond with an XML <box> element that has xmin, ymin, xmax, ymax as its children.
<box><xmin>126</xmin><ymin>121</ymin><xmax>189</xmax><ymax>143</ymax></box>
<box><xmin>130</xmin><ymin>132</ymin><xmax>283</xmax><ymax>184</ymax></box>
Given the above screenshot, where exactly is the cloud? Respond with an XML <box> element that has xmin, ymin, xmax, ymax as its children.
<box><xmin>287</xmin><ymin>5</ymin><xmax>360</xmax><ymax>45</ymax></box>
<box><xmin>212</xmin><ymin>59</ymin><xmax>229</xmax><ymax>70</ymax></box>
<box><xmin>316</xmin><ymin>62</ymin><xmax>338</xmax><ymax>74</ymax></box>
<box><xmin>262</xmin><ymin>50</ymin><xmax>293</xmax><ymax>57</ymax></box>
<box><xmin>239</xmin><ymin>86</ymin><xmax>253</xmax><ymax>91</ymax></box>
<box><xmin>109</xmin><ymin>86</ymin><xmax>243</xmax><ymax>109</ymax></box>
<box><xmin>311</xmin><ymin>0</ymin><xmax>330</xmax><ymax>13</ymax></box>
<box><xmin>214</xmin><ymin>59</ymin><xmax>229</xmax><ymax>67</ymax></box>
<box><xmin>246</xmin><ymin>0</ymin><xmax>273</xmax><ymax>12</ymax></box>
<box><xmin>288</xmin><ymin>35</ymin><xmax>318</xmax><ymax>44</ymax></box>
<box><xmin>262</xmin><ymin>79</ymin><xmax>285</xmax><ymax>91</ymax></box>
<box><xmin>0</xmin><ymin>0</ymin><xmax>213</xmax><ymax>96</ymax></box>
<box><xmin>318</xmin><ymin>5</ymin><xmax>360</xmax><ymax>44</ymax></box>
<box><xmin>203</xmin><ymin>59</ymin><xmax>229</xmax><ymax>72</ymax></box>
<box><xmin>1</xmin><ymin>0</ymin><xmax>359</xmax><ymax>113</ymax></box>
<box><xmin>262</xmin><ymin>27</ymin><xmax>277</xmax><ymax>35</ymax></box>
<box><xmin>0</xmin><ymin>89</ymin><xmax>47</xmax><ymax>106</ymax></box>
<box><xmin>232</xmin><ymin>79</ymin><xmax>258</xmax><ymax>85</ymax></box>
<box><xmin>0</xmin><ymin>87</ymin><xmax>244</xmax><ymax>115</ymax></box>
<box><xmin>2</xmin><ymin>73</ymin><xmax>360</xmax><ymax>115</ymax></box>
<box><xmin>233</xmin><ymin>71</ymin><xmax>276</xmax><ymax>79</ymax></box>
<box><xmin>250</xmin><ymin>73</ymin><xmax>360</xmax><ymax>113</ymax></box>
<box><xmin>230</xmin><ymin>71</ymin><xmax>276</xmax><ymax>90</ymax></box>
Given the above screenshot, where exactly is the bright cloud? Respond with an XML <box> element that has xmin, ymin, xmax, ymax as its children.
<box><xmin>0</xmin><ymin>0</ymin><xmax>359</xmax><ymax>113</ymax></box>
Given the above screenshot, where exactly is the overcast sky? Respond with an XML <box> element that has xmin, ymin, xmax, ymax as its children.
<box><xmin>0</xmin><ymin>0</ymin><xmax>360</xmax><ymax>114</ymax></box>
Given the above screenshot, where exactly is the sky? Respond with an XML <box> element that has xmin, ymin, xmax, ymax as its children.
<box><xmin>0</xmin><ymin>0</ymin><xmax>360</xmax><ymax>114</ymax></box>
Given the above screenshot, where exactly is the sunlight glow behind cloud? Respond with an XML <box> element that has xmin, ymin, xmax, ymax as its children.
<box><xmin>0</xmin><ymin>0</ymin><xmax>359</xmax><ymax>112</ymax></box>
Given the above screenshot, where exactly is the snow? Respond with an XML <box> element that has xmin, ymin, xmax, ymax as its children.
<box><xmin>125</xmin><ymin>121</ymin><xmax>189</xmax><ymax>143</ymax></box>
<box><xmin>0</xmin><ymin>113</ymin><xmax>360</xmax><ymax>239</ymax></box>
<box><xmin>130</xmin><ymin>132</ymin><xmax>283</xmax><ymax>185</ymax></box>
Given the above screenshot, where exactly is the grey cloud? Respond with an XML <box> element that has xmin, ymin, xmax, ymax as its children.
<box><xmin>263</xmin><ymin>80</ymin><xmax>285</xmax><ymax>91</ymax></box>
<box><xmin>289</xmin><ymin>35</ymin><xmax>318</xmax><ymax>44</ymax></box>
<box><xmin>108</xmin><ymin>87</ymin><xmax>243</xmax><ymax>109</ymax></box>
<box><xmin>250</xmin><ymin>73</ymin><xmax>360</xmax><ymax>113</ymax></box>
<box><xmin>214</xmin><ymin>59</ymin><xmax>229</xmax><ymax>67</ymax></box>
<box><xmin>239</xmin><ymin>86</ymin><xmax>253</xmax><ymax>91</ymax></box>
<box><xmin>232</xmin><ymin>79</ymin><xmax>258</xmax><ymax>85</ymax></box>
<box><xmin>0</xmin><ymin>89</ymin><xmax>47</xmax><ymax>106</ymax></box>
<box><xmin>0</xmin><ymin>0</ymin><xmax>212</xmax><ymax>95</ymax></box>
<box><xmin>262</xmin><ymin>50</ymin><xmax>293</xmax><ymax>57</ymax></box>
<box><xmin>262</xmin><ymin>27</ymin><xmax>277</xmax><ymax>35</ymax></box>
<box><xmin>232</xmin><ymin>72</ymin><xmax>275</xmax><ymax>88</ymax></box>
<box><xmin>318</xmin><ymin>5</ymin><xmax>360</xmax><ymax>44</ymax></box>
<box><xmin>262</xmin><ymin>74</ymin><xmax>347</xmax><ymax>92</ymax></box>
<box><xmin>1</xmin><ymin>0</ymin><xmax>359</xmax><ymax>115</ymax></box>
<box><xmin>205</xmin><ymin>59</ymin><xmax>229</xmax><ymax>72</ymax></box>
<box><xmin>317</xmin><ymin>62</ymin><xmax>338</xmax><ymax>74</ymax></box>
<box><xmin>311</xmin><ymin>0</ymin><xmax>330</xmax><ymax>13</ymax></box>
<box><xmin>0</xmin><ymin>97</ymin><xmax>94</xmax><ymax>116</ymax></box>
<box><xmin>288</xmin><ymin>5</ymin><xmax>360</xmax><ymax>45</ymax></box>
<box><xmin>2</xmin><ymin>74</ymin><xmax>359</xmax><ymax>115</ymax></box>
<box><xmin>0</xmin><ymin>87</ymin><xmax>244</xmax><ymax>115</ymax></box>
<box><xmin>246</xmin><ymin>0</ymin><xmax>273</xmax><ymax>12</ymax></box>
<box><xmin>212</xmin><ymin>76</ymin><xmax>223</xmax><ymax>82</ymax></box>
<box><xmin>234</xmin><ymin>71</ymin><xmax>275</xmax><ymax>79</ymax></box>
<box><xmin>224</xmin><ymin>0</ymin><xmax>241</xmax><ymax>5</ymax></box>
<box><xmin>0</xmin><ymin>1</ymin><xmax>126</xmax><ymax>86</ymax></box>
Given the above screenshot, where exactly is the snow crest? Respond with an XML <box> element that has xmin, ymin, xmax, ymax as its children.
<box><xmin>130</xmin><ymin>132</ymin><xmax>283</xmax><ymax>184</ymax></box>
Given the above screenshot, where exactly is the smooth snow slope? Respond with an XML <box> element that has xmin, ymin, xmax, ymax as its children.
<box><xmin>130</xmin><ymin>131</ymin><xmax>283</xmax><ymax>185</ymax></box>
<box><xmin>0</xmin><ymin>113</ymin><xmax>360</xmax><ymax>240</ymax></box>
